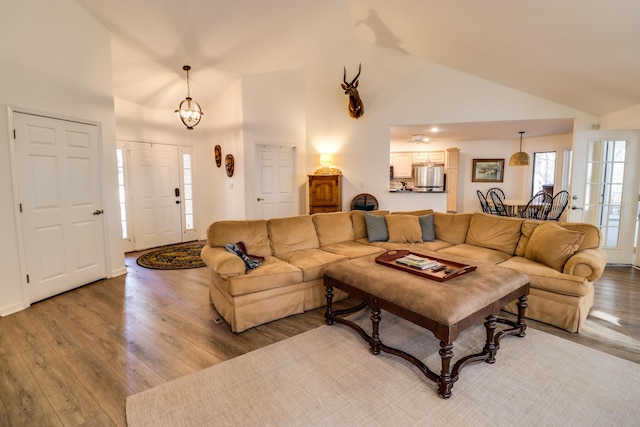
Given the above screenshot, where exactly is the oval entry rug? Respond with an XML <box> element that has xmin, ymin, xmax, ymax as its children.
<box><xmin>136</xmin><ymin>241</ymin><xmax>206</xmax><ymax>270</ymax></box>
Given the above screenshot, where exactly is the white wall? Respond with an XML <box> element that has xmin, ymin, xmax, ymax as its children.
<box><xmin>0</xmin><ymin>0</ymin><xmax>122</xmax><ymax>315</ymax></box>
<box><xmin>242</xmin><ymin>69</ymin><xmax>307</xmax><ymax>217</ymax></box>
<box><xmin>303</xmin><ymin>40</ymin><xmax>596</xmax><ymax>213</ymax></box>
<box><xmin>201</xmin><ymin>79</ymin><xmax>246</xmax><ymax>223</ymax></box>
<box><xmin>600</xmin><ymin>104</ymin><xmax>640</xmax><ymax>130</ymax></box>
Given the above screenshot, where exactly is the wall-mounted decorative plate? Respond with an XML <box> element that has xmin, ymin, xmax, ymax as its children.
<box><xmin>225</xmin><ymin>154</ymin><xmax>234</xmax><ymax>177</ymax></box>
<box><xmin>214</xmin><ymin>145</ymin><xmax>222</xmax><ymax>167</ymax></box>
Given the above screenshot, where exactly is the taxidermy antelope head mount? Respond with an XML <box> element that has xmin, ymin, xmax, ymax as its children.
<box><xmin>341</xmin><ymin>64</ymin><xmax>364</xmax><ymax>119</ymax></box>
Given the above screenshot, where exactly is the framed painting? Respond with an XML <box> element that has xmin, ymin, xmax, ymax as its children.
<box><xmin>472</xmin><ymin>159</ymin><xmax>504</xmax><ymax>183</ymax></box>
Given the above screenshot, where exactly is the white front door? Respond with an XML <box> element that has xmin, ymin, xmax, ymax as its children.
<box><xmin>14</xmin><ymin>112</ymin><xmax>107</xmax><ymax>303</ymax></box>
<box><xmin>255</xmin><ymin>144</ymin><xmax>296</xmax><ymax>219</ymax></box>
<box><xmin>129</xmin><ymin>142</ymin><xmax>182</xmax><ymax>250</ymax></box>
<box><xmin>570</xmin><ymin>130</ymin><xmax>640</xmax><ymax>264</ymax></box>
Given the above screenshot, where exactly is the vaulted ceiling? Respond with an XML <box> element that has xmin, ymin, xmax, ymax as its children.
<box><xmin>76</xmin><ymin>0</ymin><xmax>640</xmax><ymax>117</ymax></box>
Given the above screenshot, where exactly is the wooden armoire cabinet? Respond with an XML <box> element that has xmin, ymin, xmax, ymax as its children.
<box><xmin>308</xmin><ymin>174</ymin><xmax>342</xmax><ymax>214</ymax></box>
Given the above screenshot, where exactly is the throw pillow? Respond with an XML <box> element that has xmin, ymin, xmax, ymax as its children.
<box><xmin>385</xmin><ymin>214</ymin><xmax>423</xmax><ymax>243</ymax></box>
<box><xmin>419</xmin><ymin>213</ymin><xmax>435</xmax><ymax>242</ymax></box>
<box><xmin>225</xmin><ymin>241</ymin><xmax>265</xmax><ymax>270</ymax></box>
<box><xmin>524</xmin><ymin>222</ymin><xmax>585</xmax><ymax>272</ymax></box>
<box><xmin>364</xmin><ymin>211</ymin><xmax>389</xmax><ymax>242</ymax></box>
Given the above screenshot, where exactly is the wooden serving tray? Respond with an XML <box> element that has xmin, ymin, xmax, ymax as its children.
<box><xmin>375</xmin><ymin>250</ymin><xmax>477</xmax><ymax>282</ymax></box>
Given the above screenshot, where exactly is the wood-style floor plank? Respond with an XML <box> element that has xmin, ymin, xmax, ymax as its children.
<box><xmin>0</xmin><ymin>252</ymin><xmax>637</xmax><ymax>426</ymax></box>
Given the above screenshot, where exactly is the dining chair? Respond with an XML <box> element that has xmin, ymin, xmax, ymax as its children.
<box><xmin>486</xmin><ymin>187</ymin><xmax>505</xmax><ymax>201</ymax></box>
<box><xmin>477</xmin><ymin>190</ymin><xmax>493</xmax><ymax>214</ymax></box>
<box><xmin>519</xmin><ymin>190</ymin><xmax>552</xmax><ymax>220</ymax></box>
<box><xmin>489</xmin><ymin>191</ymin><xmax>510</xmax><ymax>216</ymax></box>
<box><xmin>544</xmin><ymin>190</ymin><xmax>570</xmax><ymax>220</ymax></box>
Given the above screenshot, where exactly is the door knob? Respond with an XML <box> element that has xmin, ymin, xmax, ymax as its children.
<box><xmin>175</xmin><ymin>200</ymin><xmax>181</xmax><ymax>204</ymax></box>
<box><xmin>257</xmin><ymin>198</ymin><xmax>264</xmax><ymax>201</ymax></box>
<box><xmin>93</xmin><ymin>209</ymin><xmax>104</xmax><ymax>215</ymax></box>
<box><xmin>570</xmin><ymin>205</ymin><xmax>583</xmax><ymax>210</ymax></box>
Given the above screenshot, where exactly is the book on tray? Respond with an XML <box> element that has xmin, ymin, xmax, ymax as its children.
<box><xmin>396</xmin><ymin>254</ymin><xmax>439</xmax><ymax>270</ymax></box>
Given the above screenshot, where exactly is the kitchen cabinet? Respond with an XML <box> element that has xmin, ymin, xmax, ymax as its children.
<box><xmin>446</xmin><ymin>148</ymin><xmax>460</xmax><ymax>212</ymax></box>
<box><xmin>412</xmin><ymin>152</ymin><xmax>429</xmax><ymax>163</ymax></box>
<box><xmin>308</xmin><ymin>174</ymin><xmax>342</xmax><ymax>214</ymax></box>
<box><xmin>412</xmin><ymin>151</ymin><xmax>445</xmax><ymax>164</ymax></box>
<box><xmin>391</xmin><ymin>153</ymin><xmax>412</xmax><ymax>178</ymax></box>
<box><xmin>428</xmin><ymin>151</ymin><xmax>445</xmax><ymax>163</ymax></box>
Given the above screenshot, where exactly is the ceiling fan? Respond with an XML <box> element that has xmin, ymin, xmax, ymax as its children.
<box><xmin>403</xmin><ymin>134</ymin><xmax>434</xmax><ymax>144</ymax></box>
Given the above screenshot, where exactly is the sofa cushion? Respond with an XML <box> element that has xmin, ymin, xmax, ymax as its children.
<box><xmin>351</xmin><ymin>210</ymin><xmax>390</xmax><ymax>240</ymax></box>
<box><xmin>320</xmin><ymin>241</ymin><xmax>386</xmax><ymax>259</ymax></box>
<box><xmin>514</xmin><ymin>220</ymin><xmax>540</xmax><ymax>257</ymax></box>
<box><xmin>433</xmin><ymin>212</ymin><xmax>473</xmax><ymax>244</ymax></box>
<box><xmin>312</xmin><ymin>212</ymin><xmax>355</xmax><ymax>246</ymax></box>
<box><xmin>389</xmin><ymin>209</ymin><xmax>434</xmax><ymax>242</ymax></box>
<box><xmin>525</xmin><ymin>222</ymin><xmax>585</xmax><ymax>272</ymax></box>
<box><xmin>276</xmin><ymin>248</ymin><xmax>347</xmax><ymax>281</ymax></box>
<box><xmin>499</xmin><ymin>256</ymin><xmax>592</xmax><ymax>297</ymax></box>
<box><xmin>268</xmin><ymin>215</ymin><xmax>320</xmax><ymax>255</ymax></box>
<box><xmin>465</xmin><ymin>213</ymin><xmax>523</xmax><ymax>255</ymax></box>
<box><xmin>385</xmin><ymin>214</ymin><xmax>422</xmax><ymax>243</ymax></box>
<box><xmin>558</xmin><ymin>222</ymin><xmax>601</xmax><ymax>250</ymax></box>
<box><xmin>225</xmin><ymin>256</ymin><xmax>303</xmax><ymax>297</ymax></box>
<box><xmin>364</xmin><ymin>211</ymin><xmax>389</xmax><ymax>242</ymax></box>
<box><xmin>206</xmin><ymin>220</ymin><xmax>272</xmax><ymax>257</ymax></box>
<box><xmin>438</xmin><ymin>243</ymin><xmax>513</xmax><ymax>264</ymax></box>
<box><xmin>372</xmin><ymin>240</ymin><xmax>453</xmax><ymax>252</ymax></box>
<box><xmin>391</xmin><ymin>209</ymin><xmax>434</xmax><ymax>216</ymax></box>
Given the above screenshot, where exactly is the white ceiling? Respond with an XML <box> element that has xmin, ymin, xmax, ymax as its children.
<box><xmin>75</xmin><ymin>0</ymin><xmax>640</xmax><ymax>132</ymax></box>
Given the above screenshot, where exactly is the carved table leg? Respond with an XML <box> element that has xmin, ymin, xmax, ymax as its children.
<box><xmin>483</xmin><ymin>314</ymin><xmax>498</xmax><ymax>363</ymax></box>
<box><xmin>437</xmin><ymin>342</ymin><xmax>454</xmax><ymax>399</ymax></box>
<box><xmin>325</xmin><ymin>285</ymin><xmax>334</xmax><ymax>325</ymax></box>
<box><xmin>370</xmin><ymin>299</ymin><xmax>381</xmax><ymax>355</ymax></box>
<box><xmin>516</xmin><ymin>294</ymin><xmax>528</xmax><ymax>337</ymax></box>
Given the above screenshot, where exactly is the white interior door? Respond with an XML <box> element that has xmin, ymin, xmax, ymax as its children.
<box><xmin>14</xmin><ymin>112</ymin><xmax>107</xmax><ymax>303</ymax></box>
<box><xmin>130</xmin><ymin>142</ymin><xmax>182</xmax><ymax>250</ymax></box>
<box><xmin>571</xmin><ymin>130</ymin><xmax>640</xmax><ymax>264</ymax></box>
<box><xmin>255</xmin><ymin>144</ymin><xmax>296</xmax><ymax>219</ymax></box>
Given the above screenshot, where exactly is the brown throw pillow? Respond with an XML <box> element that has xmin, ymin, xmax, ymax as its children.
<box><xmin>385</xmin><ymin>214</ymin><xmax>423</xmax><ymax>243</ymax></box>
<box><xmin>524</xmin><ymin>222</ymin><xmax>585</xmax><ymax>272</ymax></box>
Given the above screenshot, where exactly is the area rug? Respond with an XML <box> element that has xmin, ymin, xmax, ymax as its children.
<box><xmin>136</xmin><ymin>241</ymin><xmax>206</xmax><ymax>270</ymax></box>
<box><xmin>126</xmin><ymin>311</ymin><xmax>639</xmax><ymax>426</ymax></box>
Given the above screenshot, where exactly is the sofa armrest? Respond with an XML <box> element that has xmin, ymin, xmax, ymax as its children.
<box><xmin>201</xmin><ymin>245</ymin><xmax>245</xmax><ymax>279</ymax></box>
<box><xmin>563</xmin><ymin>248</ymin><xmax>607</xmax><ymax>282</ymax></box>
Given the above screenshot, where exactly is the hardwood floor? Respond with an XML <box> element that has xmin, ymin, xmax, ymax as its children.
<box><xmin>0</xmin><ymin>255</ymin><xmax>638</xmax><ymax>426</ymax></box>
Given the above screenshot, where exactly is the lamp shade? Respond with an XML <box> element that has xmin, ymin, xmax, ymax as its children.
<box><xmin>509</xmin><ymin>131</ymin><xmax>529</xmax><ymax>166</ymax></box>
<box><xmin>320</xmin><ymin>153</ymin><xmax>331</xmax><ymax>165</ymax></box>
<box><xmin>509</xmin><ymin>151</ymin><xmax>530</xmax><ymax>166</ymax></box>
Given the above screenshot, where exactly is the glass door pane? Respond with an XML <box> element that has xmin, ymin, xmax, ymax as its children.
<box><xmin>584</xmin><ymin>140</ymin><xmax>626</xmax><ymax>249</ymax></box>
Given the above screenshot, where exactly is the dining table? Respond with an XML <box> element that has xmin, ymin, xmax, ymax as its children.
<box><xmin>500</xmin><ymin>199</ymin><xmax>531</xmax><ymax>217</ymax></box>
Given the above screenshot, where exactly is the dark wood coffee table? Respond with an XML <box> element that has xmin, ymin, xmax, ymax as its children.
<box><xmin>324</xmin><ymin>252</ymin><xmax>529</xmax><ymax>398</ymax></box>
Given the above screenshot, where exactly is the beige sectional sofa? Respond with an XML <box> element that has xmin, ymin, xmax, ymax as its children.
<box><xmin>201</xmin><ymin>210</ymin><xmax>606</xmax><ymax>333</ymax></box>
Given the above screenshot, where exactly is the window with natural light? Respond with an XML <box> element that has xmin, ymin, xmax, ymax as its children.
<box><xmin>532</xmin><ymin>151</ymin><xmax>556</xmax><ymax>197</ymax></box>
<box><xmin>116</xmin><ymin>148</ymin><xmax>128</xmax><ymax>239</ymax></box>
<box><xmin>183</xmin><ymin>153</ymin><xmax>194</xmax><ymax>230</ymax></box>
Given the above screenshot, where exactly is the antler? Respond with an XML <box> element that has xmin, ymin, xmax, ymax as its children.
<box><xmin>341</xmin><ymin>63</ymin><xmax>364</xmax><ymax>119</ymax></box>
<box><xmin>343</xmin><ymin>63</ymin><xmax>361</xmax><ymax>86</ymax></box>
<box><xmin>351</xmin><ymin>63</ymin><xmax>361</xmax><ymax>86</ymax></box>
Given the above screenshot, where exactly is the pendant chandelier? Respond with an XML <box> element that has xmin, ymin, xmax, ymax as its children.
<box><xmin>175</xmin><ymin>65</ymin><xmax>203</xmax><ymax>130</ymax></box>
<box><xmin>509</xmin><ymin>131</ymin><xmax>529</xmax><ymax>166</ymax></box>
